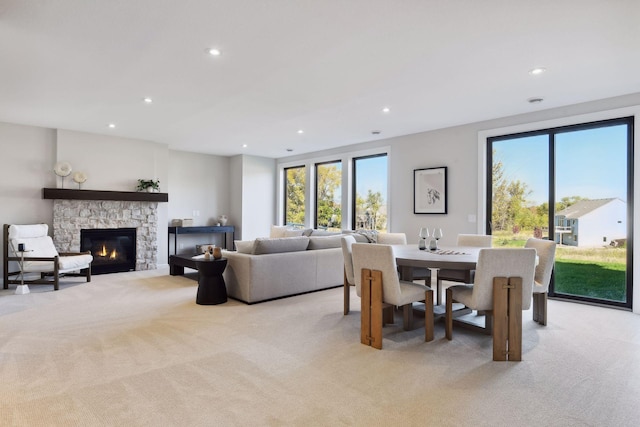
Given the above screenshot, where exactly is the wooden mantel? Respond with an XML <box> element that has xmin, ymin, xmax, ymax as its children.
<box><xmin>43</xmin><ymin>188</ymin><xmax>168</xmax><ymax>202</ymax></box>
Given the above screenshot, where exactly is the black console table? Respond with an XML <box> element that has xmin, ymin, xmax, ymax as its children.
<box><xmin>168</xmin><ymin>226</ymin><xmax>235</xmax><ymax>262</ymax></box>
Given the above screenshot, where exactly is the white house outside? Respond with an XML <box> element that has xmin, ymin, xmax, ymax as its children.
<box><xmin>554</xmin><ymin>198</ymin><xmax>626</xmax><ymax>247</ymax></box>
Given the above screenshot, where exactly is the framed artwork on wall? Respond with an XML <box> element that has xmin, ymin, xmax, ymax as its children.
<box><xmin>414</xmin><ymin>166</ymin><xmax>447</xmax><ymax>214</ymax></box>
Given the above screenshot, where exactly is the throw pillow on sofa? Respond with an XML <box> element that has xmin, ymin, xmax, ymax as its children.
<box><xmin>235</xmin><ymin>240</ymin><xmax>255</xmax><ymax>254</ymax></box>
<box><xmin>270</xmin><ymin>225</ymin><xmax>294</xmax><ymax>238</ymax></box>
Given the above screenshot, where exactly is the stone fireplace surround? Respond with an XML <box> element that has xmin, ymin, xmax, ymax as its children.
<box><xmin>52</xmin><ymin>200</ymin><xmax>159</xmax><ymax>271</ymax></box>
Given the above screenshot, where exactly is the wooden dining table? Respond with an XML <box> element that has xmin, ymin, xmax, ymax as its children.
<box><xmin>393</xmin><ymin>244</ymin><xmax>481</xmax><ymax>306</ymax></box>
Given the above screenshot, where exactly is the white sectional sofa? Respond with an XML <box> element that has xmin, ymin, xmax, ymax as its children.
<box><xmin>221</xmin><ymin>234</ymin><xmax>344</xmax><ymax>304</ymax></box>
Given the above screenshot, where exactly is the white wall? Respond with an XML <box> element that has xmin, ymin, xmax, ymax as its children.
<box><xmin>0</xmin><ymin>121</ymin><xmax>56</xmax><ymax>224</ymax></box>
<box><xmin>56</xmin><ymin>129</ymin><xmax>168</xmax><ymax>192</ymax></box>
<box><xmin>238</xmin><ymin>155</ymin><xmax>277</xmax><ymax>240</ymax></box>
<box><xmin>166</xmin><ymin>150</ymin><xmax>230</xmax><ymax>255</ymax></box>
<box><xmin>229</xmin><ymin>155</ymin><xmax>244</xmax><ymax>241</ymax></box>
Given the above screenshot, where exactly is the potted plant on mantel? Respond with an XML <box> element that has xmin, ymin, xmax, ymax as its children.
<box><xmin>136</xmin><ymin>179</ymin><xmax>160</xmax><ymax>193</ymax></box>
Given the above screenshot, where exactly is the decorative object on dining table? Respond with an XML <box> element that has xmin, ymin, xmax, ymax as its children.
<box><xmin>418</xmin><ymin>227</ymin><xmax>429</xmax><ymax>250</ymax></box>
<box><xmin>433</xmin><ymin>249</ymin><xmax>469</xmax><ymax>255</ymax></box>
<box><xmin>72</xmin><ymin>171</ymin><xmax>87</xmax><ymax>189</ymax></box>
<box><xmin>217</xmin><ymin>215</ymin><xmax>228</xmax><ymax>226</ymax></box>
<box><xmin>414</xmin><ymin>166</ymin><xmax>447</xmax><ymax>214</ymax></box>
<box><xmin>136</xmin><ymin>178</ymin><xmax>160</xmax><ymax>192</ymax></box>
<box><xmin>53</xmin><ymin>161</ymin><xmax>73</xmax><ymax>188</ymax></box>
<box><xmin>429</xmin><ymin>228</ymin><xmax>443</xmax><ymax>250</ymax></box>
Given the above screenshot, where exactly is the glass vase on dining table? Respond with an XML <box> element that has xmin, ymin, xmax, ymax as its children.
<box><xmin>418</xmin><ymin>227</ymin><xmax>429</xmax><ymax>250</ymax></box>
<box><xmin>430</xmin><ymin>228</ymin><xmax>443</xmax><ymax>251</ymax></box>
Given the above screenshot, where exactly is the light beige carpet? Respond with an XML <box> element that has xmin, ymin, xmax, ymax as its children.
<box><xmin>1</xmin><ymin>268</ymin><xmax>639</xmax><ymax>426</ymax></box>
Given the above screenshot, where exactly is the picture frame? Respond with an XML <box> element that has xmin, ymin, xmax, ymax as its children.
<box><xmin>414</xmin><ymin>166</ymin><xmax>447</xmax><ymax>214</ymax></box>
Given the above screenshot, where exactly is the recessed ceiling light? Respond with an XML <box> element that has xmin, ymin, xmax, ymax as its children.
<box><xmin>528</xmin><ymin>97</ymin><xmax>544</xmax><ymax>104</ymax></box>
<box><xmin>382</xmin><ymin>107</ymin><xmax>390</xmax><ymax>113</ymax></box>
<box><xmin>297</xmin><ymin>129</ymin><xmax>304</xmax><ymax>134</ymax></box>
<box><xmin>206</xmin><ymin>48</ymin><xmax>221</xmax><ymax>56</ymax></box>
<box><xmin>108</xmin><ymin>123</ymin><xmax>116</xmax><ymax>128</ymax></box>
<box><xmin>286</xmin><ymin>148</ymin><xmax>294</xmax><ymax>152</ymax></box>
<box><xmin>143</xmin><ymin>97</ymin><xmax>153</xmax><ymax>104</ymax></box>
<box><xmin>529</xmin><ymin>67</ymin><xmax>547</xmax><ymax>75</ymax></box>
<box><xmin>242</xmin><ymin>144</ymin><xmax>248</xmax><ymax>148</ymax></box>
<box><xmin>372</xmin><ymin>130</ymin><xmax>381</xmax><ymax>135</ymax></box>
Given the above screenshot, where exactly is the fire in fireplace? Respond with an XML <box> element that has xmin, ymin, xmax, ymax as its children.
<box><xmin>80</xmin><ymin>228</ymin><xmax>136</xmax><ymax>274</ymax></box>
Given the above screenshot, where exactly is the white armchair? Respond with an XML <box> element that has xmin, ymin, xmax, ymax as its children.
<box><xmin>3</xmin><ymin>224</ymin><xmax>93</xmax><ymax>291</ymax></box>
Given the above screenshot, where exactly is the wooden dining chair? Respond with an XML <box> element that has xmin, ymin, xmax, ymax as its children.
<box><xmin>525</xmin><ymin>238</ymin><xmax>556</xmax><ymax>326</ymax></box>
<box><xmin>352</xmin><ymin>243</ymin><xmax>433</xmax><ymax>349</ymax></box>
<box><xmin>445</xmin><ymin>248</ymin><xmax>536</xmax><ymax>359</ymax></box>
<box><xmin>436</xmin><ymin>234</ymin><xmax>492</xmax><ymax>304</ymax></box>
<box><xmin>377</xmin><ymin>232</ymin><xmax>431</xmax><ymax>285</ymax></box>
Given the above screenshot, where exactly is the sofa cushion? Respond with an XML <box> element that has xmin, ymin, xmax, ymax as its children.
<box><xmin>310</xmin><ymin>229</ymin><xmax>342</xmax><ymax>236</ymax></box>
<box><xmin>253</xmin><ymin>236</ymin><xmax>310</xmax><ymax>255</ymax></box>
<box><xmin>308</xmin><ymin>235</ymin><xmax>343</xmax><ymax>250</ymax></box>
<box><xmin>235</xmin><ymin>240</ymin><xmax>255</xmax><ymax>254</ymax></box>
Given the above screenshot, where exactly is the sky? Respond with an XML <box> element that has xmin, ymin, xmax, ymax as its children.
<box><xmin>355</xmin><ymin>155</ymin><xmax>388</xmax><ymax>202</ymax></box>
<box><xmin>494</xmin><ymin>123</ymin><xmax>628</xmax><ymax>205</ymax></box>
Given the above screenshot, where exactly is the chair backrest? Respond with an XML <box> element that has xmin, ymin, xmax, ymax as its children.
<box><xmin>5</xmin><ymin>224</ymin><xmax>59</xmax><ymax>273</ymax></box>
<box><xmin>352</xmin><ymin>243</ymin><xmax>403</xmax><ymax>305</ymax></box>
<box><xmin>377</xmin><ymin>233</ymin><xmax>407</xmax><ymax>245</ymax></box>
<box><xmin>525</xmin><ymin>238</ymin><xmax>556</xmax><ymax>293</ymax></box>
<box><xmin>457</xmin><ymin>234</ymin><xmax>493</xmax><ymax>247</ymax></box>
<box><xmin>341</xmin><ymin>235</ymin><xmax>357</xmax><ymax>286</ymax></box>
<box><xmin>471</xmin><ymin>248</ymin><xmax>537</xmax><ymax>311</ymax></box>
<box><xmin>7</xmin><ymin>224</ymin><xmax>58</xmax><ymax>257</ymax></box>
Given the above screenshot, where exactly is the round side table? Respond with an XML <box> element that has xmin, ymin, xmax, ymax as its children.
<box><xmin>195</xmin><ymin>258</ymin><xmax>228</xmax><ymax>305</ymax></box>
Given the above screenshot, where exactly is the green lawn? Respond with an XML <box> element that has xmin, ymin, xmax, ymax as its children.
<box><xmin>492</xmin><ymin>231</ymin><xmax>627</xmax><ymax>302</ymax></box>
<box><xmin>554</xmin><ymin>259</ymin><xmax>626</xmax><ymax>302</ymax></box>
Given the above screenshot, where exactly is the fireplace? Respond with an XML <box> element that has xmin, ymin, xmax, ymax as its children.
<box><xmin>81</xmin><ymin>228</ymin><xmax>136</xmax><ymax>274</ymax></box>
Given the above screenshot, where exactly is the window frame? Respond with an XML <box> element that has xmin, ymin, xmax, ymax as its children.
<box><xmin>277</xmin><ymin>146</ymin><xmax>391</xmax><ymax>231</ymax></box>
<box><xmin>485</xmin><ymin>116</ymin><xmax>634</xmax><ymax>309</ymax></box>
<box><xmin>282</xmin><ymin>164</ymin><xmax>306</xmax><ymax>226</ymax></box>
<box><xmin>352</xmin><ymin>153</ymin><xmax>389</xmax><ymax>231</ymax></box>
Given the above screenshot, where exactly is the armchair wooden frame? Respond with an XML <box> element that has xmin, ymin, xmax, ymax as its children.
<box><xmin>361</xmin><ymin>268</ymin><xmax>434</xmax><ymax>350</ymax></box>
<box><xmin>446</xmin><ymin>276</ymin><xmax>524</xmax><ymax>361</ymax></box>
<box><xmin>3</xmin><ymin>224</ymin><xmax>92</xmax><ymax>291</ymax></box>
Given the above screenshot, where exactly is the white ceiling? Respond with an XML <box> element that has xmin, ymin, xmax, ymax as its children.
<box><xmin>1</xmin><ymin>0</ymin><xmax>639</xmax><ymax>158</ymax></box>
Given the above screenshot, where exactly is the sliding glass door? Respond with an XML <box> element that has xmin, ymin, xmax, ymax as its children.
<box><xmin>487</xmin><ymin>117</ymin><xmax>633</xmax><ymax>308</ymax></box>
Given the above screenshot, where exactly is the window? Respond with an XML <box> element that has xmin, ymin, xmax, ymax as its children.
<box><xmin>284</xmin><ymin>165</ymin><xmax>306</xmax><ymax>226</ymax></box>
<box><xmin>487</xmin><ymin>117</ymin><xmax>633</xmax><ymax>308</ymax></box>
<box><xmin>315</xmin><ymin>161</ymin><xmax>342</xmax><ymax>230</ymax></box>
<box><xmin>279</xmin><ymin>148</ymin><xmax>390</xmax><ymax>232</ymax></box>
<box><xmin>352</xmin><ymin>154</ymin><xmax>388</xmax><ymax>231</ymax></box>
